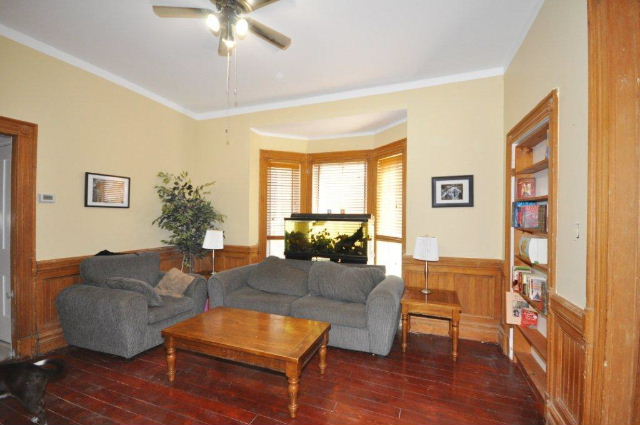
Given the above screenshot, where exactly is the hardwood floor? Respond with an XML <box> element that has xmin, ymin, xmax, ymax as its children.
<box><xmin>0</xmin><ymin>334</ymin><xmax>543</xmax><ymax>425</ymax></box>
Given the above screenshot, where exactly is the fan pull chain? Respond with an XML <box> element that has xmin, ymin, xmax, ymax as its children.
<box><xmin>234</xmin><ymin>46</ymin><xmax>239</xmax><ymax>108</ymax></box>
<box><xmin>225</xmin><ymin>49</ymin><xmax>232</xmax><ymax>145</ymax></box>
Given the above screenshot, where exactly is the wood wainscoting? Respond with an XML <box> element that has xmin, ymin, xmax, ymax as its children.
<box><xmin>402</xmin><ymin>256</ymin><xmax>503</xmax><ymax>343</ymax></box>
<box><xmin>547</xmin><ymin>294</ymin><xmax>586</xmax><ymax>425</ymax></box>
<box><xmin>30</xmin><ymin>245</ymin><xmax>259</xmax><ymax>356</ymax></box>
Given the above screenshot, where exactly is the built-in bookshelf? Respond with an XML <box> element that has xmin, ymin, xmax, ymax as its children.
<box><xmin>504</xmin><ymin>90</ymin><xmax>557</xmax><ymax>408</ymax></box>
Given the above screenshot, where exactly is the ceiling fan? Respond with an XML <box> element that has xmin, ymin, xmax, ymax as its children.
<box><xmin>153</xmin><ymin>0</ymin><xmax>291</xmax><ymax>56</ymax></box>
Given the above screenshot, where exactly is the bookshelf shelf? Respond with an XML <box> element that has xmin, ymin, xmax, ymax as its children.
<box><xmin>514</xmin><ymin>254</ymin><xmax>549</xmax><ymax>273</ymax></box>
<box><xmin>516</xmin><ymin>228</ymin><xmax>548</xmax><ymax>236</ymax></box>
<box><xmin>516</xmin><ymin>326</ymin><xmax>547</xmax><ymax>360</ymax></box>
<box><xmin>515</xmin><ymin>195</ymin><xmax>548</xmax><ymax>202</ymax></box>
<box><xmin>515</xmin><ymin>350</ymin><xmax>548</xmax><ymax>398</ymax></box>
<box><xmin>514</xmin><ymin>289</ymin><xmax>546</xmax><ymax>314</ymax></box>
<box><xmin>505</xmin><ymin>91</ymin><xmax>557</xmax><ymax>414</ymax></box>
<box><xmin>516</xmin><ymin>159</ymin><xmax>548</xmax><ymax>175</ymax></box>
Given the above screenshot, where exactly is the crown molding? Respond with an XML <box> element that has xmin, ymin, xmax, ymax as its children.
<box><xmin>195</xmin><ymin>68</ymin><xmax>504</xmax><ymax>120</ymax></box>
<box><xmin>2</xmin><ymin>24</ymin><xmax>505</xmax><ymax>122</ymax></box>
<box><xmin>250</xmin><ymin>116</ymin><xmax>408</xmax><ymax>141</ymax></box>
<box><xmin>0</xmin><ymin>24</ymin><xmax>198</xmax><ymax>119</ymax></box>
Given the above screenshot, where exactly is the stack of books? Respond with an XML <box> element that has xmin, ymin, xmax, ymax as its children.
<box><xmin>512</xmin><ymin>201</ymin><xmax>547</xmax><ymax>231</ymax></box>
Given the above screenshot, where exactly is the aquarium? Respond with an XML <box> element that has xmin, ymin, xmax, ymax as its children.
<box><xmin>284</xmin><ymin>213</ymin><xmax>373</xmax><ymax>264</ymax></box>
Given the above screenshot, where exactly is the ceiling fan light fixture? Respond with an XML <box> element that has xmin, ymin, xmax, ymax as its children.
<box><xmin>235</xmin><ymin>17</ymin><xmax>249</xmax><ymax>38</ymax></box>
<box><xmin>206</xmin><ymin>13</ymin><xmax>220</xmax><ymax>33</ymax></box>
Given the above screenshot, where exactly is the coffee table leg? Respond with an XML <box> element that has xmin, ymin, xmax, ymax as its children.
<box><xmin>286</xmin><ymin>370</ymin><xmax>300</xmax><ymax>418</ymax></box>
<box><xmin>452</xmin><ymin>310</ymin><xmax>461</xmax><ymax>360</ymax></box>
<box><xmin>319</xmin><ymin>332</ymin><xmax>328</xmax><ymax>375</ymax></box>
<box><xmin>402</xmin><ymin>313</ymin><xmax>409</xmax><ymax>353</ymax></box>
<box><xmin>166</xmin><ymin>336</ymin><xmax>176</xmax><ymax>382</ymax></box>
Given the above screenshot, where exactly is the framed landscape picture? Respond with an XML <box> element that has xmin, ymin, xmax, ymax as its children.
<box><xmin>85</xmin><ymin>172</ymin><xmax>130</xmax><ymax>208</ymax></box>
<box><xmin>431</xmin><ymin>175</ymin><xmax>474</xmax><ymax>208</ymax></box>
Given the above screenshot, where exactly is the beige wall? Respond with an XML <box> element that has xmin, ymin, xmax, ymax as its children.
<box><xmin>0</xmin><ymin>36</ymin><xmax>196</xmax><ymax>260</ymax></box>
<box><xmin>195</xmin><ymin>77</ymin><xmax>504</xmax><ymax>259</ymax></box>
<box><xmin>504</xmin><ymin>0</ymin><xmax>588</xmax><ymax>307</ymax></box>
<box><xmin>1</xmin><ymin>34</ymin><xmax>505</xmax><ymax>264</ymax></box>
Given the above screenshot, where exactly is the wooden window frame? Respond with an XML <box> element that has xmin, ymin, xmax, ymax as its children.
<box><xmin>259</xmin><ymin>139</ymin><xmax>407</xmax><ymax>261</ymax></box>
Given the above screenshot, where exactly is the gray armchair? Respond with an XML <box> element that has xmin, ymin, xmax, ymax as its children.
<box><xmin>56</xmin><ymin>252</ymin><xmax>207</xmax><ymax>358</ymax></box>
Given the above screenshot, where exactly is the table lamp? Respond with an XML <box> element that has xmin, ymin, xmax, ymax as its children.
<box><xmin>413</xmin><ymin>236</ymin><xmax>439</xmax><ymax>294</ymax></box>
<box><xmin>202</xmin><ymin>230</ymin><xmax>224</xmax><ymax>274</ymax></box>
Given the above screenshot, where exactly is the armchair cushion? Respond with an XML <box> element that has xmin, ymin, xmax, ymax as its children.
<box><xmin>147</xmin><ymin>296</ymin><xmax>194</xmax><ymax>324</ymax></box>
<box><xmin>106</xmin><ymin>277</ymin><xmax>163</xmax><ymax>307</ymax></box>
<box><xmin>310</xmin><ymin>261</ymin><xmax>385</xmax><ymax>303</ymax></box>
<box><xmin>247</xmin><ymin>256</ymin><xmax>308</xmax><ymax>296</ymax></box>
<box><xmin>155</xmin><ymin>268</ymin><xmax>195</xmax><ymax>298</ymax></box>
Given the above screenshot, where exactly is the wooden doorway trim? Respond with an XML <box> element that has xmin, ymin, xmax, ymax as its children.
<box><xmin>584</xmin><ymin>1</ymin><xmax>640</xmax><ymax>424</ymax></box>
<box><xmin>0</xmin><ymin>116</ymin><xmax>38</xmax><ymax>357</ymax></box>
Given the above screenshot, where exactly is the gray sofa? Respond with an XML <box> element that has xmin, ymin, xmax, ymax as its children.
<box><xmin>208</xmin><ymin>257</ymin><xmax>404</xmax><ymax>356</ymax></box>
<box><xmin>56</xmin><ymin>252</ymin><xmax>207</xmax><ymax>358</ymax></box>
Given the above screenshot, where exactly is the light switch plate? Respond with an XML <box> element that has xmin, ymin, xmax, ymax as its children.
<box><xmin>38</xmin><ymin>193</ymin><xmax>55</xmax><ymax>203</ymax></box>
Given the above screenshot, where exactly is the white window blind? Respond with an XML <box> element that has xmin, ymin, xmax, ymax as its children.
<box><xmin>267</xmin><ymin>163</ymin><xmax>301</xmax><ymax>237</ymax></box>
<box><xmin>376</xmin><ymin>154</ymin><xmax>403</xmax><ymax>238</ymax></box>
<box><xmin>312</xmin><ymin>161</ymin><xmax>367</xmax><ymax>214</ymax></box>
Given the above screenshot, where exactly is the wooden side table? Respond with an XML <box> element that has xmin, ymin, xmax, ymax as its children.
<box><xmin>401</xmin><ymin>288</ymin><xmax>462</xmax><ymax>359</ymax></box>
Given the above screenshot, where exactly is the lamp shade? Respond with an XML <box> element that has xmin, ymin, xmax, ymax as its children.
<box><xmin>202</xmin><ymin>230</ymin><xmax>224</xmax><ymax>249</ymax></box>
<box><xmin>413</xmin><ymin>236</ymin><xmax>439</xmax><ymax>261</ymax></box>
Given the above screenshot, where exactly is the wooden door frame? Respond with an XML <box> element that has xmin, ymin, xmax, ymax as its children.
<box><xmin>583</xmin><ymin>1</ymin><xmax>640</xmax><ymax>424</ymax></box>
<box><xmin>0</xmin><ymin>116</ymin><xmax>38</xmax><ymax>358</ymax></box>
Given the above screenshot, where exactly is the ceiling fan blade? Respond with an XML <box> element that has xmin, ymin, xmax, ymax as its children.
<box><xmin>239</xmin><ymin>0</ymin><xmax>280</xmax><ymax>12</ymax></box>
<box><xmin>247</xmin><ymin>18</ymin><xmax>291</xmax><ymax>50</ymax></box>
<box><xmin>152</xmin><ymin>6</ymin><xmax>211</xmax><ymax>18</ymax></box>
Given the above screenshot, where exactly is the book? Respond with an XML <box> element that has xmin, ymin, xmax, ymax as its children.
<box><xmin>520</xmin><ymin>308</ymin><xmax>539</xmax><ymax>327</ymax></box>
<box><xmin>506</xmin><ymin>291</ymin><xmax>529</xmax><ymax>325</ymax></box>
<box><xmin>529</xmin><ymin>277</ymin><xmax>546</xmax><ymax>301</ymax></box>
<box><xmin>519</xmin><ymin>236</ymin><xmax>548</xmax><ymax>264</ymax></box>
<box><xmin>517</xmin><ymin>178</ymin><xmax>536</xmax><ymax>199</ymax></box>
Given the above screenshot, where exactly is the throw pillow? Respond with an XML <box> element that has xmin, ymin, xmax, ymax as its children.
<box><xmin>154</xmin><ymin>268</ymin><xmax>195</xmax><ymax>298</ymax></box>
<box><xmin>106</xmin><ymin>277</ymin><xmax>164</xmax><ymax>307</ymax></box>
<box><xmin>310</xmin><ymin>262</ymin><xmax>386</xmax><ymax>304</ymax></box>
<box><xmin>247</xmin><ymin>256</ymin><xmax>309</xmax><ymax>297</ymax></box>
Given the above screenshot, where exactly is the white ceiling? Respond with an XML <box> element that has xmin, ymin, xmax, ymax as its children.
<box><xmin>0</xmin><ymin>0</ymin><xmax>543</xmax><ymax>118</ymax></box>
<box><xmin>252</xmin><ymin>110</ymin><xmax>407</xmax><ymax>140</ymax></box>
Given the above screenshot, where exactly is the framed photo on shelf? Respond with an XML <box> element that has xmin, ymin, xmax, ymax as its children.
<box><xmin>85</xmin><ymin>172</ymin><xmax>130</xmax><ymax>208</ymax></box>
<box><xmin>516</xmin><ymin>177</ymin><xmax>536</xmax><ymax>199</ymax></box>
<box><xmin>431</xmin><ymin>175</ymin><xmax>474</xmax><ymax>208</ymax></box>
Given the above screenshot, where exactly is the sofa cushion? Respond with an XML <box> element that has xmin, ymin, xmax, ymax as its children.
<box><xmin>226</xmin><ymin>286</ymin><xmax>300</xmax><ymax>316</ymax></box>
<box><xmin>308</xmin><ymin>262</ymin><xmax>385</xmax><ymax>303</ymax></box>
<box><xmin>247</xmin><ymin>256</ymin><xmax>309</xmax><ymax>297</ymax></box>
<box><xmin>155</xmin><ymin>268</ymin><xmax>195</xmax><ymax>298</ymax></box>
<box><xmin>106</xmin><ymin>277</ymin><xmax>164</xmax><ymax>307</ymax></box>
<box><xmin>291</xmin><ymin>295</ymin><xmax>367</xmax><ymax>328</ymax></box>
<box><xmin>147</xmin><ymin>296</ymin><xmax>194</xmax><ymax>324</ymax></box>
<box><xmin>81</xmin><ymin>253</ymin><xmax>161</xmax><ymax>287</ymax></box>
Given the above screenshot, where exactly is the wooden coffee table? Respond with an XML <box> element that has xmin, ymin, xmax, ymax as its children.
<box><xmin>161</xmin><ymin>307</ymin><xmax>331</xmax><ymax>418</ymax></box>
<box><xmin>401</xmin><ymin>288</ymin><xmax>462</xmax><ymax>359</ymax></box>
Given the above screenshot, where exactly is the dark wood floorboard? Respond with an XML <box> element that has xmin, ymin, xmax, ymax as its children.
<box><xmin>0</xmin><ymin>334</ymin><xmax>544</xmax><ymax>425</ymax></box>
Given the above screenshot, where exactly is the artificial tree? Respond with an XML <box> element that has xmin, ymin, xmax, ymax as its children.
<box><xmin>153</xmin><ymin>171</ymin><xmax>224</xmax><ymax>272</ymax></box>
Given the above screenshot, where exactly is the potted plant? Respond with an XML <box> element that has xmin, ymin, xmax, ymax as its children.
<box><xmin>153</xmin><ymin>171</ymin><xmax>224</xmax><ymax>272</ymax></box>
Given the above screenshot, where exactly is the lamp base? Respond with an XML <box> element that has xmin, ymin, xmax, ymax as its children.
<box><xmin>421</xmin><ymin>288</ymin><xmax>432</xmax><ymax>295</ymax></box>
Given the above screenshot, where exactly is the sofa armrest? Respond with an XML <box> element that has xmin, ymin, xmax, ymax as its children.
<box><xmin>184</xmin><ymin>274</ymin><xmax>208</xmax><ymax>313</ymax></box>
<box><xmin>56</xmin><ymin>285</ymin><xmax>149</xmax><ymax>357</ymax></box>
<box><xmin>207</xmin><ymin>264</ymin><xmax>257</xmax><ymax>308</ymax></box>
<box><xmin>366</xmin><ymin>276</ymin><xmax>405</xmax><ymax>355</ymax></box>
